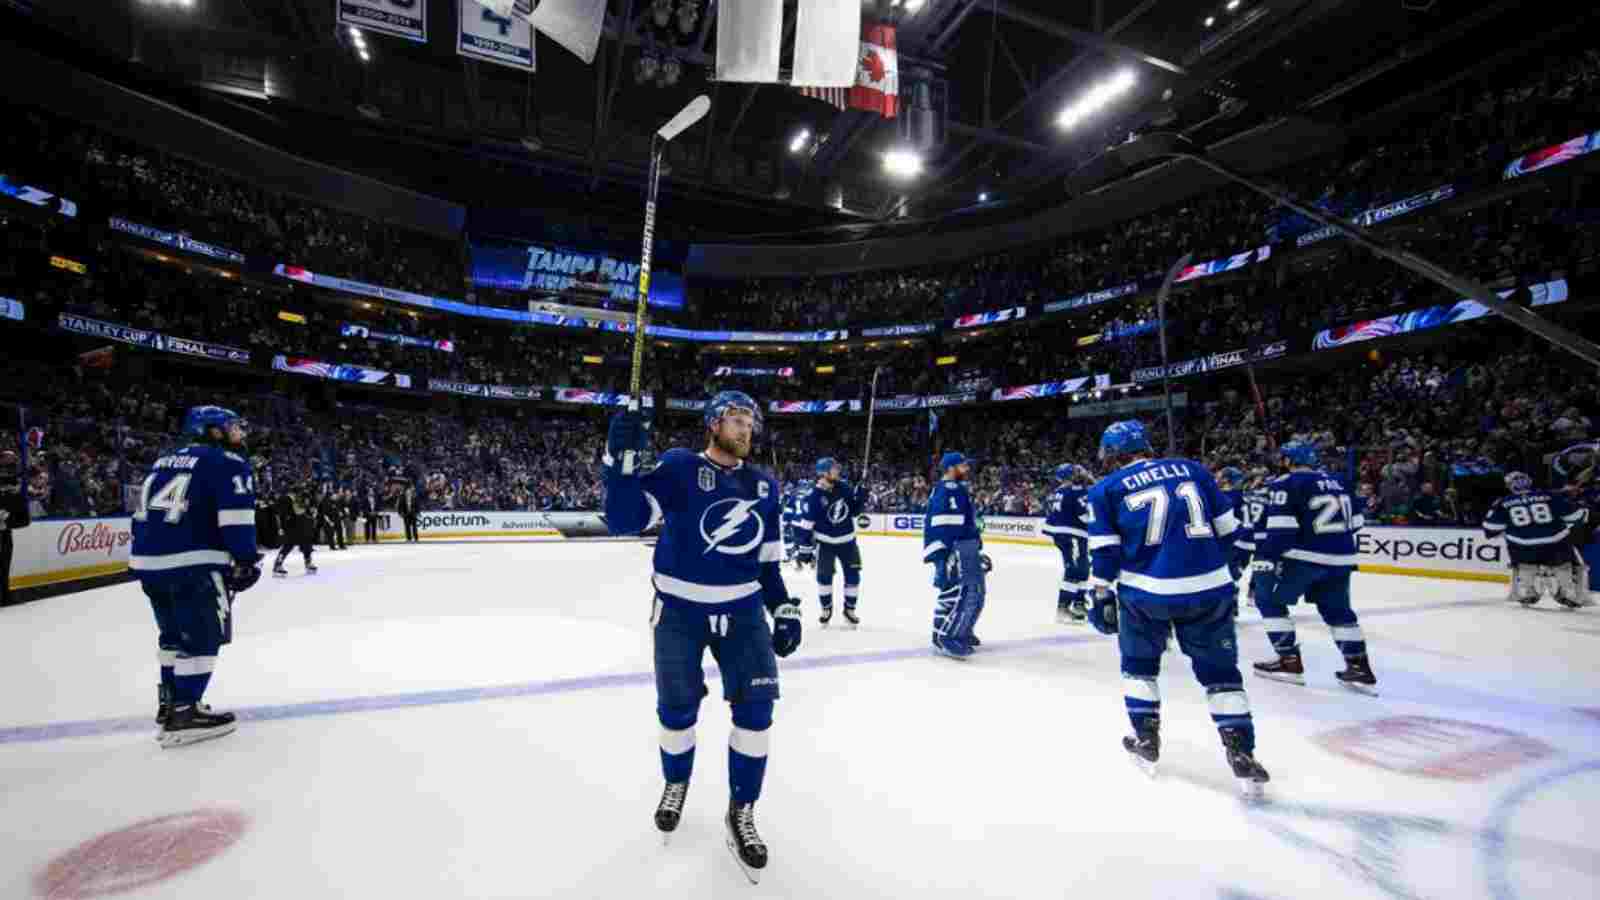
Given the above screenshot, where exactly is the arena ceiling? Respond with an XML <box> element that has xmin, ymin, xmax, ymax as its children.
<box><xmin>4</xmin><ymin>0</ymin><xmax>1581</xmax><ymax>241</ymax></box>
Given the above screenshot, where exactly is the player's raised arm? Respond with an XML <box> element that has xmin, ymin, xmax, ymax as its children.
<box><xmin>602</xmin><ymin>408</ymin><xmax>664</xmax><ymax>535</ymax></box>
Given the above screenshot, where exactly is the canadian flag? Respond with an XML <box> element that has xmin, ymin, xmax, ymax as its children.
<box><xmin>851</xmin><ymin>23</ymin><xmax>898</xmax><ymax>118</ymax></box>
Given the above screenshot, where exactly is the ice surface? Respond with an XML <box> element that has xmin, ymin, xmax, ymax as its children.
<box><xmin>2</xmin><ymin>537</ymin><xmax>1597</xmax><ymax>899</ymax></box>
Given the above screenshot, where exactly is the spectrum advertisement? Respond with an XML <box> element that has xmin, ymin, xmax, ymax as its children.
<box><xmin>469</xmin><ymin>239</ymin><xmax>685</xmax><ymax>310</ymax></box>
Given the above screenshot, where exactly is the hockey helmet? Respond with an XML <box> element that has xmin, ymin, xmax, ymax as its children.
<box><xmin>1505</xmin><ymin>471</ymin><xmax>1533</xmax><ymax>494</ymax></box>
<box><xmin>1099</xmin><ymin>420</ymin><xmax>1152</xmax><ymax>461</ymax></box>
<box><xmin>1280</xmin><ymin>441</ymin><xmax>1317</xmax><ymax>467</ymax></box>
<box><xmin>1218</xmin><ymin>466</ymin><xmax>1245</xmax><ymax>490</ymax></box>
<box><xmin>704</xmin><ymin>390</ymin><xmax>763</xmax><ymax>435</ymax></box>
<box><xmin>183</xmin><ymin>406</ymin><xmax>246</xmax><ymax>444</ymax></box>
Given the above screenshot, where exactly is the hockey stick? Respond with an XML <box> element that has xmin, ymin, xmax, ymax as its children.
<box><xmin>627</xmin><ymin>95</ymin><xmax>712</xmax><ymax>406</ymax></box>
<box><xmin>862</xmin><ymin>366</ymin><xmax>883</xmax><ymax>485</ymax></box>
<box><xmin>1155</xmin><ymin>252</ymin><xmax>1192</xmax><ymax>458</ymax></box>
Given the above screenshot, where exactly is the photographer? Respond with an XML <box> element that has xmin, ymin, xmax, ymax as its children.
<box><xmin>271</xmin><ymin>482</ymin><xmax>318</xmax><ymax>576</ymax></box>
<box><xmin>1</xmin><ymin>450</ymin><xmax>31</xmax><ymax>607</ymax></box>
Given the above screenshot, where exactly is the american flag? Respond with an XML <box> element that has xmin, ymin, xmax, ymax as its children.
<box><xmin>798</xmin><ymin>86</ymin><xmax>849</xmax><ymax>111</ymax></box>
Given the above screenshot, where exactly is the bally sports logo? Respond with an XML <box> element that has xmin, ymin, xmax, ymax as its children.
<box><xmin>418</xmin><ymin>513</ymin><xmax>493</xmax><ymax>530</ymax></box>
<box><xmin>57</xmin><ymin>521</ymin><xmax>132</xmax><ymax>557</ymax></box>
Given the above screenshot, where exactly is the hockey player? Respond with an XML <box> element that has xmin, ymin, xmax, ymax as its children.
<box><xmin>925</xmin><ymin>452</ymin><xmax>989</xmax><ymax>658</ymax></box>
<box><xmin>792</xmin><ymin>457</ymin><xmax>869</xmax><ymax>627</ymax></box>
<box><xmin>1217</xmin><ymin>467</ymin><xmax>1254</xmax><ymax>612</ymax></box>
<box><xmin>603</xmin><ymin>391</ymin><xmax>800</xmax><ymax>884</ymax></box>
<box><xmin>1084</xmin><ymin>421</ymin><xmax>1268</xmax><ymax>795</ymax></box>
<box><xmin>272</xmin><ymin>483</ymin><xmax>317</xmax><ymax>576</ymax></box>
<box><xmin>1042</xmin><ymin>463</ymin><xmax>1092</xmax><ymax>624</ymax></box>
<box><xmin>129</xmin><ymin>406</ymin><xmax>263</xmax><ymax>748</ymax></box>
<box><xmin>1484</xmin><ymin>471</ymin><xmax>1590</xmax><ymax>608</ymax></box>
<box><xmin>1250</xmin><ymin>442</ymin><xmax>1378</xmax><ymax>693</ymax></box>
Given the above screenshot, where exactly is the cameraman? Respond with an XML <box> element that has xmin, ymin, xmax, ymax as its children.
<box><xmin>1</xmin><ymin>450</ymin><xmax>31</xmax><ymax>606</ymax></box>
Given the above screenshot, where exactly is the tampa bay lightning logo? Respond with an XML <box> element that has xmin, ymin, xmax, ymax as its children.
<box><xmin>699</xmin><ymin>498</ymin><xmax>764</xmax><ymax>556</ymax></box>
<box><xmin>828</xmin><ymin>499</ymin><xmax>849</xmax><ymax>524</ymax></box>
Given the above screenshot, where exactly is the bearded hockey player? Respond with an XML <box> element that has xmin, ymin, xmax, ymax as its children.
<box><xmin>129</xmin><ymin>406</ymin><xmax>263</xmax><ymax>748</ymax></box>
<box><xmin>1250</xmin><ymin>442</ymin><xmax>1378</xmax><ymax>693</ymax></box>
<box><xmin>792</xmin><ymin>457</ymin><xmax>869</xmax><ymax>627</ymax></box>
<box><xmin>603</xmin><ymin>391</ymin><xmax>800</xmax><ymax>884</ymax></box>
<box><xmin>1484</xmin><ymin>471</ymin><xmax>1590</xmax><ymax>608</ymax></box>
<box><xmin>1042</xmin><ymin>464</ymin><xmax>1092</xmax><ymax>624</ymax></box>
<box><xmin>1084</xmin><ymin>420</ymin><xmax>1269</xmax><ymax>797</ymax></box>
<box><xmin>926</xmin><ymin>452</ymin><xmax>990</xmax><ymax>658</ymax></box>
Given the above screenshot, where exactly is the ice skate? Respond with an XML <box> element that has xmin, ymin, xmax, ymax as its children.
<box><xmin>1122</xmin><ymin>718</ymin><xmax>1160</xmax><ymax>778</ymax></box>
<box><xmin>654</xmin><ymin>781</ymin><xmax>688</xmax><ymax>844</ymax></box>
<box><xmin>724</xmin><ymin>801</ymin><xmax>768</xmax><ymax>884</ymax></box>
<box><xmin>841</xmin><ymin>606</ymin><xmax>859</xmax><ymax>630</ymax></box>
<box><xmin>272</xmin><ymin>564</ymin><xmax>288</xmax><ymax>577</ymax></box>
<box><xmin>159</xmin><ymin>704</ymin><xmax>237</xmax><ymax>749</ymax></box>
<box><xmin>932</xmin><ymin>636</ymin><xmax>974</xmax><ymax>660</ymax></box>
<box><xmin>1335</xmin><ymin>655</ymin><xmax>1379</xmax><ymax>695</ymax></box>
<box><xmin>1252</xmin><ymin>653</ymin><xmax>1305</xmax><ymax>685</ymax></box>
<box><xmin>818</xmin><ymin>605</ymin><xmax>833</xmax><ymax>628</ymax></box>
<box><xmin>305</xmin><ymin>562</ymin><xmax>319</xmax><ymax>574</ymax></box>
<box><xmin>155</xmin><ymin>684</ymin><xmax>171</xmax><ymax>727</ymax></box>
<box><xmin>1220</xmin><ymin>727</ymin><xmax>1270</xmax><ymax>800</ymax></box>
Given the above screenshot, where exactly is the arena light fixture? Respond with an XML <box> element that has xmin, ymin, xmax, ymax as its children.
<box><xmin>978</xmin><ymin>191</ymin><xmax>989</xmax><ymax>202</ymax></box>
<box><xmin>789</xmin><ymin>129</ymin><xmax>811</xmax><ymax>154</ymax></box>
<box><xmin>883</xmin><ymin>147</ymin><xmax>924</xmax><ymax>178</ymax></box>
<box><xmin>1226</xmin><ymin>0</ymin><xmax>1240</xmax><ymax>9</ymax></box>
<box><xmin>1057</xmin><ymin>69</ymin><xmax>1138</xmax><ymax>130</ymax></box>
<box><xmin>1204</xmin><ymin>15</ymin><xmax>1216</xmax><ymax>27</ymax></box>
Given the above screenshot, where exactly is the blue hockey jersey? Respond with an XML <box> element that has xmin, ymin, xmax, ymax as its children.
<box><xmin>1253</xmin><ymin>470</ymin><xmax>1363</xmax><ymax>568</ymax></box>
<box><xmin>1085</xmin><ymin>458</ymin><xmax>1240</xmax><ymax>604</ymax></box>
<box><xmin>605</xmin><ymin>448</ymin><xmax>786</xmax><ymax>614</ymax></box>
<box><xmin>1042</xmin><ymin>485</ymin><xmax>1089</xmax><ymax>540</ymax></box>
<box><xmin>923</xmin><ymin>479</ymin><xmax>980</xmax><ymax>563</ymax></box>
<box><xmin>129</xmin><ymin>444</ymin><xmax>258</xmax><ymax>585</ymax></box>
<box><xmin>1482</xmin><ymin>491</ymin><xmax>1587</xmax><ymax>564</ymax></box>
<box><xmin>1231</xmin><ymin>487</ymin><xmax>1269</xmax><ymax>555</ymax></box>
<box><xmin>794</xmin><ymin>480</ymin><xmax>866</xmax><ymax>546</ymax></box>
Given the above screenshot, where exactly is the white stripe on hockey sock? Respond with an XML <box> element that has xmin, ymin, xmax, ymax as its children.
<box><xmin>729</xmin><ymin>727</ymin><xmax>769</xmax><ymax>758</ymax></box>
<box><xmin>1208</xmin><ymin>691</ymin><xmax>1251</xmax><ymax>717</ymax></box>
<box><xmin>817</xmin><ymin>586</ymin><xmax>834</xmax><ymax>597</ymax></box>
<box><xmin>1122</xmin><ymin>676</ymin><xmax>1160</xmax><ymax>703</ymax></box>
<box><xmin>1330</xmin><ymin>625</ymin><xmax>1364</xmax><ymax>643</ymax></box>
<box><xmin>173</xmin><ymin>655</ymin><xmax>216</xmax><ymax>676</ymax></box>
<box><xmin>843</xmin><ymin>586</ymin><xmax>859</xmax><ymax>597</ymax></box>
<box><xmin>1260</xmin><ymin>616</ymin><xmax>1294</xmax><ymax>634</ymax></box>
<box><xmin>159</xmin><ymin>649</ymin><xmax>178</xmax><ymax>667</ymax></box>
<box><xmin>659</xmin><ymin>726</ymin><xmax>696</xmax><ymax>755</ymax></box>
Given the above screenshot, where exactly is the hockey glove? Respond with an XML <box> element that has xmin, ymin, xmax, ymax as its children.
<box><xmin>768</xmin><ymin>599</ymin><xmax>802</xmax><ymax>658</ymax></box>
<box><xmin>928</xmin><ymin>552</ymin><xmax>958</xmax><ymax>591</ymax></box>
<box><xmin>980</xmin><ymin>553</ymin><xmax>993</xmax><ymax>573</ymax></box>
<box><xmin>224</xmin><ymin>552</ymin><xmax>265</xmax><ymax>595</ymax></box>
<box><xmin>1088</xmin><ymin>586</ymin><xmax>1119</xmax><ymax>635</ymax></box>
<box><xmin>604</xmin><ymin>410</ymin><xmax>649</xmax><ymax>476</ymax></box>
<box><xmin>1228</xmin><ymin>552</ymin><xmax>1248</xmax><ymax>583</ymax></box>
<box><xmin>796</xmin><ymin>545</ymin><xmax>816</xmax><ymax>567</ymax></box>
<box><xmin>1250</xmin><ymin>559</ymin><xmax>1281</xmax><ymax>606</ymax></box>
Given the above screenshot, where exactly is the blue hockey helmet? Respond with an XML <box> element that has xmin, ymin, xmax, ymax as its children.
<box><xmin>940</xmin><ymin>451</ymin><xmax>969</xmax><ymax>472</ymax></box>
<box><xmin>1280</xmin><ymin>441</ymin><xmax>1317</xmax><ymax>467</ymax></box>
<box><xmin>1054</xmin><ymin>463</ymin><xmax>1075</xmax><ymax>483</ymax></box>
<box><xmin>1099</xmin><ymin>420</ymin><xmax>1152</xmax><ymax>461</ymax></box>
<box><xmin>816</xmin><ymin>456</ymin><xmax>840</xmax><ymax>476</ymax></box>
<box><xmin>1218</xmin><ymin>466</ymin><xmax>1245</xmax><ymax>489</ymax></box>
<box><xmin>1505</xmin><ymin>471</ymin><xmax>1533</xmax><ymax>494</ymax></box>
<box><xmin>704</xmin><ymin>390</ymin><xmax>763</xmax><ymax>434</ymax></box>
<box><xmin>183</xmin><ymin>405</ymin><xmax>245</xmax><ymax>443</ymax></box>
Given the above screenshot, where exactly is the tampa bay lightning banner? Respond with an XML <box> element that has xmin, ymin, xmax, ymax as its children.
<box><xmin>713</xmin><ymin>366</ymin><xmax>794</xmax><ymax>378</ymax></box>
<box><xmin>769</xmin><ymin>400</ymin><xmax>855</xmax><ymax>415</ymax></box>
<box><xmin>551</xmin><ymin>388</ymin><xmax>654</xmax><ymax>408</ymax></box>
<box><xmin>1313</xmin><ymin>279</ymin><xmax>1568</xmax><ymax>350</ymax></box>
<box><xmin>342</xmin><ymin>323</ymin><xmax>455</xmax><ymax>352</ymax></box>
<box><xmin>1295</xmin><ymin>185</ymin><xmax>1456</xmax><ymax>248</ymax></box>
<box><xmin>459</xmin><ymin>0</ymin><xmax>535</xmax><ymax>70</ymax></box>
<box><xmin>1174</xmin><ymin>246</ymin><xmax>1271</xmax><ymax>284</ymax></box>
<box><xmin>470</xmin><ymin>239</ymin><xmax>686</xmax><ymax>310</ymax></box>
<box><xmin>1132</xmin><ymin>341</ymin><xmax>1288</xmax><ymax>383</ymax></box>
<box><xmin>1043</xmin><ymin>281</ymin><xmax>1140</xmax><ymax>314</ymax></box>
<box><xmin>0</xmin><ymin>174</ymin><xmax>77</xmax><ymax>218</ymax></box>
<box><xmin>109</xmin><ymin>217</ymin><xmax>245</xmax><ymax>264</ymax></box>
<box><xmin>1504</xmin><ymin>130</ymin><xmax>1600</xmax><ymax>180</ymax></box>
<box><xmin>338</xmin><ymin>0</ymin><xmax>427</xmax><ymax>42</ymax></box>
<box><xmin>273</xmin><ymin>354</ymin><xmax>413</xmax><ymax>388</ymax></box>
<box><xmin>990</xmin><ymin>374</ymin><xmax>1112</xmax><ymax>402</ymax></box>
<box><xmin>953</xmin><ymin>307</ymin><xmax>1025</xmax><ymax>329</ymax></box>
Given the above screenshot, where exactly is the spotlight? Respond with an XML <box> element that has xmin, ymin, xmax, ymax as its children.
<box><xmin>348</xmin><ymin>25</ymin><xmax>360</xmax><ymax>40</ymax></box>
<box><xmin>1057</xmin><ymin>69</ymin><xmax>1137</xmax><ymax>129</ymax></box>
<box><xmin>1226</xmin><ymin>0</ymin><xmax>1240</xmax><ymax>9</ymax></box>
<box><xmin>789</xmin><ymin>128</ymin><xmax>811</xmax><ymax>154</ymax></box>
<box><xmin>978</xmin><ymin>191</ymin><xmax>989</xmax><ymax>202</ymax></box>
<box><xmin>1205</xmin><ymin>16</ymin><xmax>1216</xmax><ymax>27</ymax></box>
<box><xmin>359</xmin><ymin>49</ymin><xmax>371</xmax><ymax>63</ymax></box>
<box><xmin>883</xmin><ymin>147</ymin><xmax>923</xmax><ymax>178</ymax></box>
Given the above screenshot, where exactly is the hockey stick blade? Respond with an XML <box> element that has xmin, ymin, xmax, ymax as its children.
<box><xmin>658</xmin><ymin>95</ymin><xmax>711</xmax><ymax>142</ymax></box>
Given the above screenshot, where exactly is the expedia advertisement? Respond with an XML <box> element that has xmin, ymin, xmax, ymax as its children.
<box><xmin>1354</xmin><ymin>526</ymin><xmax>1505</xmax><ymax>578</ymax></box>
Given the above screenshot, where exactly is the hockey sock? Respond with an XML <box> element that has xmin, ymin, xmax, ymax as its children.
<box><xmin>817</xmin><ymin>584</ymin><xmax>833</xmax><ymax>609</ymax></box>
<box><xmin>658</xmin><ymin>706</ymin><xmax>697</xmax><ymax>783</ymax></box>
<box><xmin>172</xmin><ymin>654</ymin><xmax>215</xmax><ymax>705</ymax></box>
<box><xmin>1255</xmin><ymin>597</ymin><xmax>1298</xmax><ymax>655</ymax></box>
<box><xmin>843</xmin><ymin>579</ymin><xmax>859</xmax><ymax>608</ymax></box>
<box><xmin>1122</xmin><ymin>660</ymin><xmax>1161</xmax><ymax>734</ymax></box>
<box><xmin>1318</xmin><ymin>604</ymin><xmax>1367</xmax><ymax>657</ymax></box>
<box><xmin>729</xmin><ymin>702</ymin><xmax>772</xmax><ymax>804</ymax></box>
<box><xmin>159</xmin><ymin>648</ymin><xmax>177</xmax><ymax>698</ymax></box>
<box><xmin>1195</xmin><ymin>661</ymin><xmax>1253</xmax><ymax>744</ymax></box>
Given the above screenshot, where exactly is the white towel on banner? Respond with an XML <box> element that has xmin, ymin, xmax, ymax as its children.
<box><xmin>792</xmin><ymin>0</ymin><xmax>862</xmax><ymax>87</ymax></box>
<box><xmin>716</xmin><ymin>0</ymin><xmax>783</xmax><ymax>83</ymax></box>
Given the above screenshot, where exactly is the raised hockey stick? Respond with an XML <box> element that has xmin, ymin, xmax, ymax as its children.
<box><xmin>627</xmin><ymin>95</ymin><xmax>712</xmax><ymax>404</ymax></box>
<box><xmin>1155</xmin><ymin>252</ymin><xmax>1193</xmax><ymax>458</ymax></box>
<box><xmin>862</xmin><ymin>366</ymin><xmax>883</xmax><ymax>485</ymax></box>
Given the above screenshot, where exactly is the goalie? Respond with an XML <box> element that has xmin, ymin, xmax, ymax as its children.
<box><xmin>1483</xmin><ymin>472</ymin><xmax>1591</xmax><ymax>608</ymax></box>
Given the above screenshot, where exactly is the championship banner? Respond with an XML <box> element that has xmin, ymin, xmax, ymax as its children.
<box><xmin>57</xmin><ymin>314</ymin><xmax>156</xmax><ymax>349</ymax></box>
<box><xmin>428</xmin><ymin>379</ymin><xmax>487</xmax><ymax>397</ymax></box>
<box><xmin>1296</xmin><ymin>185</ymin><xmax>1457</xmax><ymax>248</ymax></box>
<box><xmin>1313</xmin><ymin>279</ymin><xmax>1569</xmax><ymax>350</ymax></box>
<box><xmin>487</xmin><ymin>384</ymin><xmax>540</xmax><ymax>400</ymax></box>
<box><xmin>990</xmin><ymin>374</ymin><xmax>1111</xmax><ymax>402</ymax></box>
<box><xmin>153</xmin><ymin>334</ymin><xmax>251</xmax><ymax>365</ymax></box>
<box><xmin>953</xmin><ymin>307</ymin><xmax>1026</xmax><ymax>329</ymax></box>
<box><xmin>769</xmin><ymin>400</ymin><xmax>853</xmax><ymax>414</ymax></box>
<box><xmin>873</xmin><ymin>395</ymin><xmax>924</xmax><ymax>411</ymax></box>
<box><xmin>666</xmin><ymin>398</ymin><xmax>705</xmax><ymax>411</ymax></box>
<box><xmin>0</xmin><ymin>174</ymin><xmax>77</xmax><ymax>218</ymax></box>
<box><xmin>1</xmin><ymin>296</ymin><xmax>24</xmax><ymax>322</ymax></box>
<box><xmin>923</xmin><ymin>392</ymin><xmax>977</xmax><ymax>408</ymax></box>
<box><xmin>459</xmin><ymin>0</ymin><xmax>535</xmax><ymax>70</ymax></box>
<box><xmin>337</xmin><ymin>0</ymin><xmax>427</xmax><ymax>42</ymax></box>
<box><xmin>859</xmin><ymin>322</ymin><xmax>936</xmax><ymax>337</ymax></box>
<box><xmin>108</xmin><ymin>218</ymin><xmax>245</xmax><ymax>264</ymax></box>
<box><xmin>341</xmin><ymin>323</ymin><xmax>455</xmax><ymax>352</ymax></box>
<box><xmin>1043</xmin><ymin>281</ymin><xmax>1141</xmax><ymax>314</ymax></box>
<box><xmin>1132</xmin><ymin>341</ymin><xmax>1289</xmax><ymax>383</ymax></box>
<box><xmin>470</xmin><ymin>239</ymin><xmax>685</xmax><ymax>310</ymax></box>
<box><xmin>273</xmin><ymin>354</ymin><xmax>413</xmax><ymax>388</ymax></box>
<box><xmin>1174</xmin><ymin>246</ymin><xmax>1271</xmax><ymax>284</ymax></box>
<box><xmin>712</xmin><ymin>366</ymin><xmax>795</xmax><ymax>378</ymax></box>
<box><xmin>552</xmin><ymin>388</ymin><xmax>653</xmax><ymax>408</ymax></box>
<box><xmin>1504</xmin><ymin>130</ymin><xmax>1600</xmax><ymax>180</ymax></box>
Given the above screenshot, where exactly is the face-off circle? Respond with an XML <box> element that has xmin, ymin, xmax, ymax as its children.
<box><xmin>1315</xmin><ymin>716</ymin><xmax>1555</xmax><ymax>781</ymax></box>
<box><xmin>34</xmin><ymin>809</ymin><xmax>250</xmax><ymax>899</ymax></box>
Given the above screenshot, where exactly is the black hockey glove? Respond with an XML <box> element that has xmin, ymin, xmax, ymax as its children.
<box><xmin>980</xmin><ymin>553</ymin><xmax>993</xmax><ymax>573</ymax></box>
<box><xmin>604</xmin><ymin>410</ymin><xmax>649</xmax><ymax>477</ymax></box>
<box><xmin>796</xmin><ymin>545</ymin><xmax>816</xmax><ymax>567</ymax></box>
<box><xmin>225</xmin><ymin>559</ymin><xmax>263</xmax><ymax>595</ymax></box>
<box><xmin>768</xmin><ymin>599</ymin><xmax>802</xmax><ymax>658</ymax></box>
<box><xmin>1088</xmin><ymin>586</ymin><xmax>1119</xmax><ymax>635</ymax></box>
